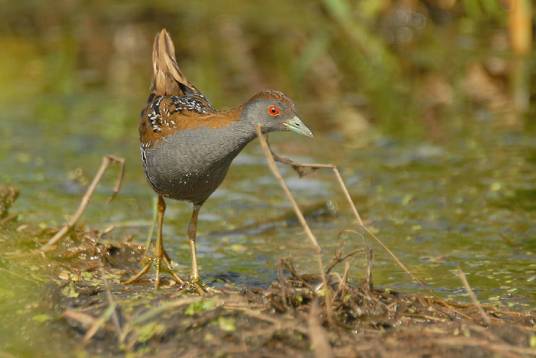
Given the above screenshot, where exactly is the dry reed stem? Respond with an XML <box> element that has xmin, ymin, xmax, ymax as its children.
<box><xmin>0</xmin><ymin>213</ymin><xmax>17</xmax><ymax>225</ymax></box>
<box><xmin>63</xmin><ymin>310</ymin><xmax>96</xmax><ymax>328</ymax></box>
<box><xmin>307</xmin><ymin>300</ymin><xmax>334</xmax><ymax>358</ymax></box>
<box><xmin>454</xmin><ymin>268</ymin><xmax>491</xmax><ymax>325</ymax></box>
<box><xmin>40</xmin><ymin>155</ymin><xmax>125</xmax><ymax>252</ymax></box>
<box><xmin>225</xmin><ymin>305</ymin><xmax>309</xmax><ymax>336</ymax></box>
<box><xmin>82</xmin><ymin>303</ymin><xmax>118</xmax><ymax>345</ymax></box>
<box><xmin>333</xmin><ymin>261</ymin><xmax>351</xmax><ymax>299</ymax></box>
<box><xmin>265</xmin><ymin>136</ymin><xmax>423</xmax><ymax>286</ymax></box>
<box><xmin>325</xmin><ymin>247</ymin><xmax>362</xmax><ymax>274</ymax></box>
<box><xmin>365</xmin><ymin>247</ymin><xmax>373</xmax><ymax>290</ymax></box>
<box><xmin>256</xmin><ymin>126</ymin><xmax>333</xmax><ymax>323</ymax></box>
<box><xmin>100</xmin><ymin>267</ymin><xmax>124</xmax><ymax>344</ymax></box>
<box><xmin>131</xmin><ymin>297</ymin><xmax>217</xmax><ymax>325</ymax></box>
<box><xmin>118</xmin><ymin>296</ymin><xmax>220</xmax><ymax>347</ymax></box>
<box><xmin>508</xmin><ymin>0</ymin><xmax>532</xmax><ymax>56</ymax></box>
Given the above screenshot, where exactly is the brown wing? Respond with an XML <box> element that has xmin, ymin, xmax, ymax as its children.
<box><xmin>140</xmin><ymin>101</ymin><xmax>241</xmax><ymax>146</ymax></box>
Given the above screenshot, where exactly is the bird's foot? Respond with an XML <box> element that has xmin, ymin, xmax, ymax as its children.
<box><xmin>123</xmin><ymin>252</ymin><xmax>185</xmax><ymax>289</ymax></box>
<box><xmin>185</xmin><ymin>276</ymin><xmax>206</xmax><ymax>295</ymax></box>
<box><xmin>186</xmin><ymin>277</ymin><xmax>219</xmax><ymax>295</ymax></box>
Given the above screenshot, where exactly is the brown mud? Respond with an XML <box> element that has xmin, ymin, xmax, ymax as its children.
<box><xmin>26</xmin><ymin>226</ymin><xmax>536</xmax><ymax>358</ymax></box>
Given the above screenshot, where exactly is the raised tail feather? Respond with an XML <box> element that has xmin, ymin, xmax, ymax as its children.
<box><xmin>151</xmin><ymin>29</ymin><xmax>198</xmax><ymax>97</ymax></box>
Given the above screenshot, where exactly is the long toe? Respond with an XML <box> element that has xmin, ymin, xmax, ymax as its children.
<box><xmin>124</xmin><ymin>263</ymin><xmax>152</xmax><ymax>285</ymax></box>
<box><xmin>162</xmin><ymin>255</ymin><xmax>186</xmax><ymax>286</ymax></box>
<box><xmin>123</xmin><ymin>256</ymin><xmax>186</xmax><ymax>290</ymax></box>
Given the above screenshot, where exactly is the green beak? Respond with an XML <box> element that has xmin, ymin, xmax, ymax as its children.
<box><xmin>283</xmin><ymin>116</ymin><xmax>314</xmax><ymax>138</ymax></box>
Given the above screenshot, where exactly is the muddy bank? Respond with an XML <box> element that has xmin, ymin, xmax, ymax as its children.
<box><xmin>24</xmin><ymin>228</ymin><xmax>535</xmax><ymax>357</ymax></box>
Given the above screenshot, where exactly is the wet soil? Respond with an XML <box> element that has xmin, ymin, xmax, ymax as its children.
<box><xmin>28</xmin><ymin>227</ymin><xmax>536</xmax><ymax>358</ymax></box>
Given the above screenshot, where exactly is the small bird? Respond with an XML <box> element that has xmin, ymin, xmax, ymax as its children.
<box><xmin>126</xmin><ymin>29</ymin><xmax>313</xmax><ymax>290</ymax></box>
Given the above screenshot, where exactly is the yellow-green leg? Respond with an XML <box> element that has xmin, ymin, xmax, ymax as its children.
<box><xmin>142</xmin><ymin>195</ymin><xmax>158</xmax><ymax>257</ymax></box>
<box><xmin>187</xmin><ymin>204</ymin><xmax>206</xmax><ymax>294</ymax></box>
<box><xmin>125</xmin><ymin>195</ymin><xmax>185</xmax><ymax>288</ymax></box>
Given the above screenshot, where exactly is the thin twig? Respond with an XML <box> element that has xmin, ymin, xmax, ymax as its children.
<box><xmin>119</xmin><ymin>296</ymin><xmax>220</xmax><ymax>347</ymax></box>
<box><xmin>307</xmin><ymin>300</ymin><xmax>334</xmax><ymax>358</ymax></box>
<box><xmin>63</xmin><ymin>310</ymin><xmax>96</xmax><ymax>328</ymax></box>
<box><xmin>334</xmin><ymin>261</ymin><xmax>351</xmax><ymax>299</ymax></box>
<box><xmin>454</xmin><ymin>268</ymin><xmax>491</xmax><ymax>325</ymax></box>
<box><xmin>325</xmin><ymin>248</ymin><xmax>363</xmax><ymax>274</ymax></box>
<box><xmin>40</xmin><ymin>155</ymin><xmax>125</xmax><ymax>252</ymax></box>
<box><xmin>266</xmin><ymin>136</ymin><xmax>363</xmax><ymax>224</ymax></box>
<box><xmin>266</xmin><ymin>137</ymin><xmax>423</xmax><ymax>286</ymax></box>
<box><xmin>346</xmin><ymin>229</ymin><xmax>423</xmax><ymax>286</ymax></box>
<box><xmin>256</xmin><ymin>126</ymin><xmax>333</xmax><ymax>323</ymax></box>
<box><xmin>365</xmin><ymin>247</ymin><xmax>373</xmax><ymax>291</ymax></box>
<box><xmin>132</xmin><ymin>297</ymin><xmax>218</xmax><ymax>325</ymax></box>
<box><xmin>106</xmin><ymin>155</ymin><xmax>125</xmax><ymax>203</ymax></box>
<box><xmin>0</xmin><ymin>213</ymin><xmax>18</xmax><ymax>226</ymax></box>
<box><xmin>100</xmin><ymin>267</ymin><xmax>124</xmax><ymax>344</ymax></box>
<box><xmin>226</xmin><ymin>305</ymin><xmax>309</xmax><ymax>336</ymax></box>
<box><xmin>82</xmin><ymin>303</ymin><xmax>118</xmax><ymax>345</ymax></box>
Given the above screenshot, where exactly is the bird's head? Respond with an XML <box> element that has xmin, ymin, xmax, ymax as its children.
<box><xmin>241</xmin><ymin>90</ymin><xmax>313</xmax><ymax>137</ymax></box>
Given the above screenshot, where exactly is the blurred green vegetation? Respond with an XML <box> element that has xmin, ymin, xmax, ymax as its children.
<box><xmin>0</xmin><ymin>0</ymin><xmax>533</xmax><ymax>139</ymax></box>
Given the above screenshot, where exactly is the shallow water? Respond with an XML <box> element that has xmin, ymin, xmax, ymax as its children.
<box><xmin>1</xmin><ymin>34</ymin><xmax>535</xmax><ymax>358</ymax></box>
<box><xmin>3</xmin><ymin>99</ymin><xmax>535</xmax><ymax>300</ymax></box>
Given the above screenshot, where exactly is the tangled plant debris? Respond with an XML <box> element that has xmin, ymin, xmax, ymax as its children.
<box><xmin>2</xmin><ymin>187</ymin><xmax>536</xmax><ymax>356</ymax></box>
<box><xmin>33</xmin><ymin>231</ymin><xmax>535</xmax><ymax>357</ymax></box>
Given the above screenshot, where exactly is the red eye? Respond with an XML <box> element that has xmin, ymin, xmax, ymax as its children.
<box><xmin>267</xmin><ymin>105</ymin><xmax>280</xmax><ymax>117</ymax></box>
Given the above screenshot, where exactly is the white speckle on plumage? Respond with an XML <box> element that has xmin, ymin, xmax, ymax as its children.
<box><xmin>145</xmin><ymin>94</ymin><xmax>215</xmax><ymax>133</ymax></box>
<box><xmin>140</xmin><ymin>147</ymin><xmax>147</xmax><ymax>166</ymax></box>
<box><xmin>147</xmin><ymin>95</ymin><xmax>164</xmax><ymax>132</ymax></box>
<box><xmin>171</xmin><ymin>95</ymin><xmax>214</xmax><ymax>115</ymax></box>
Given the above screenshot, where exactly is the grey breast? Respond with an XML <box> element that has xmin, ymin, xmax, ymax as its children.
<box><xmin>142</xmin><ymin>122</ymin><xmax>255</xmax><ymax>205</ymax></box>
